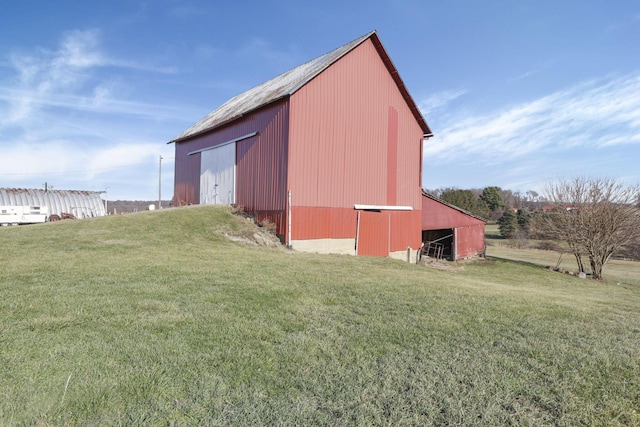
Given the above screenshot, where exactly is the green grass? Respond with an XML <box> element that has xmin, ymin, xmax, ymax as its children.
<box><xmin>1</xmin><ymin>207</ymin><xmax>639</xmax><ymax>425</ymax></box>
<box><xmin>485</xmin><ymin>224</ymin><xmax>640</xmax><ymax>287</ymax></box>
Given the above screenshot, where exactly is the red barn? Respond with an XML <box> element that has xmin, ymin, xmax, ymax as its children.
<box><xmin>170</xmin><ymin>31</ymin><xmax>432</xmax><ymax>261</ymax></box>
<box><xmin>421</xmin><ymin>192</ymin><xmax>486</xmax><ymax>260</ymax></box>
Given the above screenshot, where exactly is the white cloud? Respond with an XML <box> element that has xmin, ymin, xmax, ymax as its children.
<box><xmin>86</xmin><ymin>143</ymin><xmax>164</xmax><ymax>178</ymax></box>
<box><xmin>424</xmin><ymin>72</ymin><xmax>640</xmax><ymax>162</ymax></box>
<box><xmin>0</xmin><ymin>140</ymin><xmax>170</xmax><ymax>177</ymax></box>
<box><xmin>3</xmin><ymin>30</ymin><xmax>106</xmax><ymax>126</ymax></box>
<box><xmin>419</xmin><ymin>88</ymin><xmax>467</xmax><ymax>113</ymax></box>
<box><xmin>0</xmin><ymin>29</ymin><xmax>185</xmax><ymax>199</ymax></box>
<box><xmin>1</xmin><ymin>29</ymin><xmax>181</xmax><ymax>128</ymax></box>
<box><xmin>55</xmin><ymin>29</ymin><xmax>107</xmax><ymax>69</ymax></box>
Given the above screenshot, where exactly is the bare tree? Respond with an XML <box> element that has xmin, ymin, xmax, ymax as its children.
<box><xmin>532</xmin><ymin>177</ymin><xmax>640</xmax><ymax>280</ymax></box>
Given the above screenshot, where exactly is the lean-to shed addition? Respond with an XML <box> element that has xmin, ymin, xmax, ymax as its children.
<box><xmin>170</xmin><ymin>31</ymin><xmax>432</xmax><ymax>261</ymax></box>
<box><xmin>421</xmin><ymin>192</ymin><xmax>486</xmax><ymax>260</ymax></box>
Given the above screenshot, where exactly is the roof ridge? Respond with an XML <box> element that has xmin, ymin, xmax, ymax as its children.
<box><xmin>169</xmin><ymin>31</ymin><xmax>377</xmax><ymax>143</ymax></box>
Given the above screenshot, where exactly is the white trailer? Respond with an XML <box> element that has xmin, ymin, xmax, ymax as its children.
<box><xmin>0</xmin><ymin>205</ymin><xmax>49</xmax><ymax>226</ymax></box>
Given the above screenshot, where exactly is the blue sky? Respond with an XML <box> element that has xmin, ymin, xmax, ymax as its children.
<box><xmin>1</xmin><ymin>1</ymin><xmax>639</xmax><ymax>200</ymax></box>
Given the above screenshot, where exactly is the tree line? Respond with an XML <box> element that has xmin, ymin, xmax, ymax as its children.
<box><xmin>424</xmin><ymin>186</ymin><xmax>543</xmax><ymax>220</ymax></box>
<box><xmin>425</xmin><ymin>178</ymin><xmax>640</xmax><ymax>280</ymax></box>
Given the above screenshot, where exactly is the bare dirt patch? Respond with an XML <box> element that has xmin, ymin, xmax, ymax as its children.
<box><xmin>224</xmin><ymin>208</ymin><xmax>284</xmax><ymax>248</ymax></box>
<box><xmin>223</xmin><ymin>229</ymin><xmax>283</xmax><ymax>248</ymax></box>
<box><xmin>418</xmin><ymin>255</ymin><xmax>490</xmax><ymax>271</ymax></box>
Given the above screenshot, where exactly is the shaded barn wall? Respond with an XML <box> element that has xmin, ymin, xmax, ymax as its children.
<box><xmin>287</xmin><ymin>39</ymin><xmax>423</xmax><ymax>251</ymax></box>
<box><xmin>421</xmin><ymin>195</ymin><xmax>483</xmax><ymax>229</ymax></box>
<box><xmin>173</xmin><ymin>102</ymin><xmax>289</xmax><ymax>232</ymax></box>
<box><xmin>455</xmin><ymin>224</ymin><xmax>486</xmax><ymax>259</ymax></box>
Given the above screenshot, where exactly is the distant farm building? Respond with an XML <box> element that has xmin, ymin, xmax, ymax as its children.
<box><xmin>0</xmin><ymin>188</ymin><xmax>106</xmax><ymax>220</ymax></box>
<box><xmin>421</xmin><ymin>192</ymin><xmax>486</xmax><ymax>260</ymax></box>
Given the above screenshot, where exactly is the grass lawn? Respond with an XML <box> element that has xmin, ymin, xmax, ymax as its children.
<box><xmin>1</xmin><ymin>207</ymin><xmax>639</xmax><ymax>425</ymax></box>
<box><xmin>485</xmin><ymin>224</ymin><xmax>640</xmax><ymax>288</ymax></box>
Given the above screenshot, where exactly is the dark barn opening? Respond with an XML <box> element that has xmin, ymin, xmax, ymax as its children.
<box><xmin>421</xmin><ymin>229</ymin><xmax>454</xmax><ymax>260</ymax></box>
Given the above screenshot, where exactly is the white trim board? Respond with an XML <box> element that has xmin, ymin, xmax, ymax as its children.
<box><xmin>354</xmin><ymin>204</ymin><xmax>413</xmax><ymax>211</ymax></box>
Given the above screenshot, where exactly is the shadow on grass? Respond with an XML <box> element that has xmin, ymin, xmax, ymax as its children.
<box><xmin>485</xmin><ymin>255</ymin><xmax>554</xmax><ymax>271</ymax></box>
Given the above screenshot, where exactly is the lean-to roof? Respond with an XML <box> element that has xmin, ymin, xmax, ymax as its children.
<box><xmin>422</xmin><ymin>191</ymin><xmax>487</xmax><ymax>223</ymax></box>
<box><xmin>170</xmin><ymin>31</ymin><xmax>431</xmax><ymax>143</ymax></box>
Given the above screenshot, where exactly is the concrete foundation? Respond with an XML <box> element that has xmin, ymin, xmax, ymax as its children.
<box><xmin>291</xmin><ymin>238</ymin><xmax>417</xmax><ymax>263</ymax></box>
<box><xmin>290</xmin><ymin>238</ymin><xmax>356</xmax><ymax>255</ymax></box>
<box><xmin>389</xmin><ymin>247</ymin><xmax>419</xmax><ymax>263</ymax></box>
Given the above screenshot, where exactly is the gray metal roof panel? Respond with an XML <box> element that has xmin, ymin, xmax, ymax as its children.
<box><xmin>169</xmin><ymin>31</ymin><xmax>376</xmax><ymax>143</ymax></box>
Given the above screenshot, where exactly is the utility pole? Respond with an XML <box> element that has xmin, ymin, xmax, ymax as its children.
<box><xmin>158</xmin><ymin>155</ymin><xmax>163</xmax><ymax>209</ymax></box>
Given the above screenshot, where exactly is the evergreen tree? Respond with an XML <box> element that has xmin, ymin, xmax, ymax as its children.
<box><xmin>480</xmin><ymin>186</ymin><xmax>504</xmax><ymax>211</ymax></box>
<box><xmin>517</xmin><ymin>208</ymin><xmax>531</xmax><ymax>232</ymax></box>
<box><xmin>440</xmin><ymin>189</ymin><xmax>487</xmax><ymax>218</ymax></box>
<box><xmin>498</xmin><ymin>209</ymin><xmax>518</xmax><ymax>238</ymax></box>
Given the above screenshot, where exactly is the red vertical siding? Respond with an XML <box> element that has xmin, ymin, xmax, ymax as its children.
<box><xmin>422</xmin><ymin>194</ymin><xmax>485</xmax><ymax>259</ymax></box>
<box><xmin>387</xmin><ymin>107</ymin><xmax>398</xmax><ymax>206</ymax></box>
<box><xmin>290</xmin><ymin>206</ymin><xmax>356</xmax><ymax>240</ymax></box>
<box><xmin>235</xmin><ymin>102</ymin><xmax>289</xmax><ymax>232</ymax></box>
<box><xmin>389</xmin><ymin>210</ymin><xmax>422</xmax><ymax>251</ymax></box>
<box><xmin>357</xmin><ymin>211</ymin><xmax>389</xmax><ymax>256</ymax></box>
<box><xmin>455</xmin><ymin>225</ymin><xmax>486</xmax><ymax>258</ymax></box>
<box><xmin>173</xmin><ymin>146</ymin><xmax>201</xmax><ymax>206</ymax></box>
<box><xmin>288</xmin><ymin>39</ymin><xmax>424</xmax><ymax>246</ymax></box>
<box><xmin>356</xmin><ymin>210</ymin><xmax>421</xmax><ymax>256</ymax></box>
<box><xmin>422</xmin><ymin>195</ymin><xmax>485</xmax><ymax>229</ymax></box>
<box><xmin>173</xmin><ymin>101</ymin><xmax>289</xmax><ymax>233</ymax></box>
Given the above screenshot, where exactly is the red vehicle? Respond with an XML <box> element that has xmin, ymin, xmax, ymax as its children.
<box><xmin>48</xmin><ymin>212</ymin><xmax>76</xmax><ymax>222</ymax></box>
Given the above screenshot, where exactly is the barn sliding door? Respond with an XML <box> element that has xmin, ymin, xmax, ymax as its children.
<box><xmin>200</xmin><ymin>143</ymin><xmax>236</xmax><ymax>205</ymax></box>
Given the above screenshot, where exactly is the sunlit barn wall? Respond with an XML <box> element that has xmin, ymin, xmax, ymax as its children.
<box><xmin>288</xmin><ymin>38</ymin><xmax>424</xmax><ymax>251</ymax></box>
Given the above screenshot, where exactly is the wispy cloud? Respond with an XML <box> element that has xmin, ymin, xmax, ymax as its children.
<box><xmin>419</xmin><ymin>88</ymin><xmax>467</xmax><ymax>114</ymax></box>
<box><xmin>3</xmin><ymin>30</ymin><xmax>103</xmax><ymax>125</ymax></box>
<box><xmin>0</xmin><ymin>29</ymin><xmax>181</xmax><ymax>199</ymax></box>
<box><xmin>509</xmin><ymin>64</ymin><xmax>551</xmax><ymax>82</ymax></box>
<box><xmin>1</xmin><ymin>29</ymin><xmax>181</xmax><ymax>126</ymax></box>
<box><xmin>424</xmin><ymin>72</ymin><xmax>640</xmax><ymax>162</ymax></box>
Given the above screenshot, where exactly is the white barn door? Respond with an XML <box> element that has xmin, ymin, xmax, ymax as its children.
<box><xmin>200</xmin><ymin>143</ymin><xmax>236</xmax><ymax>205</ymax></box>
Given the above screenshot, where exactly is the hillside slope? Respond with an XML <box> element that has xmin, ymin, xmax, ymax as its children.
<box><xmin>1</xmin><ymin>206</ymin><xmax>639</xmax><ymax>425</ymax></box>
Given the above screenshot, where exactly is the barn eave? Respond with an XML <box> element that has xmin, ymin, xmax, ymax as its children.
<box><xmin>168</xmin><ymin>30</ymin><xmax>431</xmax><ymax>144</ymax></box>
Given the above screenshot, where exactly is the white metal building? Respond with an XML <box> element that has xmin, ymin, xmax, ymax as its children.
<box><xmin>0</xmin><ymin>188</ymin><xmax>106</xmax><ymax>218</ymax></box>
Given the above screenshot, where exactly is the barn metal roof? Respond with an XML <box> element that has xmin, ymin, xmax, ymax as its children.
<box><xmin>169</xmin><ymin>31</ymin><xmax>431</xmax><ymax>144</ymax></box>
<box><xmin>0</xmin><ymin>188</ymin><xmax>106</xmax><ymax>218</ymax></box>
